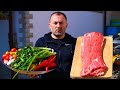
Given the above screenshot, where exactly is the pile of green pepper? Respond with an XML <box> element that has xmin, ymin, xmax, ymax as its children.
<box><xmin>9</xmin><ymin>45</ymin><xmax>56</xmax><ymax>79</ymax></box>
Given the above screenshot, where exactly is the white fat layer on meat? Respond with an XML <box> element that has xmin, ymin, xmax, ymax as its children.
<box><xmin>97</xmin><ymin>72</ymin><xmax>104</xmax><ymax>76</ymax></box>
<box><xmin>91</xmin><ymin>57</ymin><xmax>101</xmax><ymax>68</ymax></box>
<box><xmin>82</xmin><ymin>56</ymin><xmax>104</xmax><ymax>76</ymax></box>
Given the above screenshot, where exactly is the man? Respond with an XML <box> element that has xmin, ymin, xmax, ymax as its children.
<box><xmin>33</xmin><ymin>11</ymin><xmax>76</xmax><ymax>79</ymax></box>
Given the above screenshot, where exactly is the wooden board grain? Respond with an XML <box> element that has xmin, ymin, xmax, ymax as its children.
<box><xmin>70</xmin><ymin>36</ymin><xmax>113</xmax><ymax>79</ymax></box>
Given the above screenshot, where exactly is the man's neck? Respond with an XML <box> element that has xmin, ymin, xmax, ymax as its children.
<box><xmin>51</xmin><ymin>33</ymin><xmax>65</xmax><ymax>39</ymax></box>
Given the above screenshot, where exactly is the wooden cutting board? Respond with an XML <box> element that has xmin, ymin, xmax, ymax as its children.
<box><xmin>70</xmin><ymin>36</ymin><xmax>113</xmax><ymax>79</ymax></box>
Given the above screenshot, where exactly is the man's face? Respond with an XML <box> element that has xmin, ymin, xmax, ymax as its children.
<box><xmin>49</xmin><ymin>14</ymin><xmax>68</xmax><ymax>38</ymax></box>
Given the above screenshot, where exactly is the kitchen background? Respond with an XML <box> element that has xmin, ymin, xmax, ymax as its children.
<box><xmin>0</xmin><ymin>11</ymin><xmax>120</xmax><ymax>79</ymax></box>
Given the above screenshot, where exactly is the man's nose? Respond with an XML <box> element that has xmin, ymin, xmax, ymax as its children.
<box><xmin>56</xmin><ymin>23</ymin><xmax>61</xmax><ymax>27</ymax></box>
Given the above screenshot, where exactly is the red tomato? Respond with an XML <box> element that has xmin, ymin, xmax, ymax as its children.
<box><xmin>11</xmin><ymin>48</ymin><xmax>17</xmax><ymax>52</ymax></box>
<box><xmin>5</xmin><ymin>56</ymin><xmax>9</xmax><ymax>60</ymax></box>
<box><xmin>2</xmin><ymin>54</ymin><xmax>7</xmax><ymax>59</ymax></box>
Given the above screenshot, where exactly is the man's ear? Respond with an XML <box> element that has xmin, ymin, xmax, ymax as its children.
<box><xmin>66</xmin><ymin>22</ymin><xmax>68</xmax><ymax>28</ymax></box>
<box><xmin>48</xmin><ymin>23</ymin><xmax>51</xmax><ymax>29</ymax></box>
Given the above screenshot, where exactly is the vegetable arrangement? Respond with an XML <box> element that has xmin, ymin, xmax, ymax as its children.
<box><xmin>2</xmin><ymin>48</ymin><xmax>17</xmax><ymax>65</ymax></box>
<box><xmin>1</xmin><ymin>46</ymin><xmax>57</xmax><ymax>79</ymax></box>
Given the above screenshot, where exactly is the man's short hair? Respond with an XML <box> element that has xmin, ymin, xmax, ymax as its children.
<box><xmin>50</xmin><ymin>11</ymin><xmax>67</xmax><ymax>21</ymax></box>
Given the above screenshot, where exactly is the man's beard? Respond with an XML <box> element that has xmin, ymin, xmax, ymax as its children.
<box><xmin>54</xmin><ymin>33</ymin><xmax>63</xmax><ymax>37</ymax></box>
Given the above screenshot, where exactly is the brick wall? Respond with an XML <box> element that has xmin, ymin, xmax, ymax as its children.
<box><xmin>18</xmin><ymin>11</ymin><xmax>33</xmax><ymax>47</ymax></box>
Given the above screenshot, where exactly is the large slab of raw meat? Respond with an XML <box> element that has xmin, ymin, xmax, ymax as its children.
<box><xmin>70</xmin><ymin>35</ymin><xmax>113</xmax><ymax>79</ymax></box>
<box><xmin>81</xmin><ymin>32</ymin><xmax>108</xmax><ymax>77</ymax></box>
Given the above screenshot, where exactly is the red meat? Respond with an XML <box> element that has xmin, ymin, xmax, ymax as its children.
<box><xmin>81</xmin><ymin>32</ymin><xmax>108</xmax><ymax>77</ymax></box>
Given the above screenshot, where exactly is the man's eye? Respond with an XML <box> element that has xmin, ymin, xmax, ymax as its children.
<box><xmin>59</xmin><ymin>22</ymin><xmax>62</xmax><ymax>24</ymax></box>
<box><xmin>54</xmin><ymin>22</ymin><xmax>57</xmax><ymax>25</ymax></box>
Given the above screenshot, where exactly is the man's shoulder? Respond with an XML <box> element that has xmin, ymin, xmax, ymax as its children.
<box><xmin>35</xmin><ymin>37</ymin><xmax>45</xmax><ymax>47</ymax></box>
<box><xmin>37</xmin><ymin>32</ymin><xmax>51</xmax><ymax>41</ymax></box>
<box><xmin>35</xmin><ymin>32</ymin><xmax>51</xmax><ymax>47</ymax></box>
<box><xmin>67</xmin><ymin>34</ymin><xmax>77</xmax><ymax>42</ymax></box>
<box><xmin>66</xmin><ymin>33</ymin><xmax>76</xmax><ymax>39</ymax></box>
<box><xmin>37</xmin><ymin>36</ymin><xmax>45</xmax><ymax>41</ymax></box>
